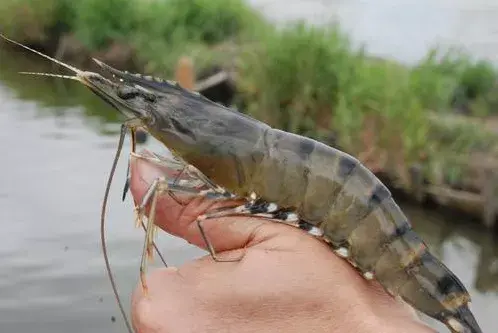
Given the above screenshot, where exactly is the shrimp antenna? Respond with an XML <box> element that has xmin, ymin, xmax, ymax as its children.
<box><xmin>0</xmin><ymin>34</ymin><xmax>83</xmax><ymax>75</ymax></box>
<box><xmin>19</xmin><ymin>72</ymin><xmax>80</xmax><ymax>81</ymax></box>
<box><xmin>100</xmin><ymin>124</ymin><xmax>134</xmax><ymax>333</ymax></box>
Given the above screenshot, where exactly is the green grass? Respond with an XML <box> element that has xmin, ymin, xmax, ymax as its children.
<box><xmin>237</xmin><ymin>23</ymin><xmax>430</xmax><ymax>161</ymax></box>
<box><xmin>238</xmin><ymin>22</ymin><xmax>359</xmax><ymax>135</ymax></box>
<box><xmin>0</xmin><ymin>0</ymin><xmax>268</xmax><ymax>75</ymax></box>
<box><xmin>133</xmin><ymin>0</ymin><xmax>266</xmax><ymax>45</ymax></box>
<box><xmin>130</xmin><ymin>0</ymin><xmax>269</xmax><ymax>75</ymax></box>
<box><xmin>0</xmin><ymin>0</ymin><xmax>62</xmax><ymax>42</ymax></box>
<box><xmin>70</xmin><ymin>0</ymin><xmax>138</xmax><ymax>49</ymax></box>
<box><xmin>410</xmin><ymin>47</ymin><xmax>498</xmax><ymax>115</ymax></box>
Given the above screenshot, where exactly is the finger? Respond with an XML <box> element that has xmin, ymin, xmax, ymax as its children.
<box><xmin>128</xmin><ymin>152</ymin><xmax>297</xmax><ymax>255</ymax></box>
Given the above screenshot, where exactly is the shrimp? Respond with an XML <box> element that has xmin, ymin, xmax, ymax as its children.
<box><xmin>1</xmin><ymin>35</ymin><xmax>482</xmax><ymax>333</ymax></box>
<box><xmin>92</xmin><ymin>61</ymin><xmax>483</xmax><ymax>333</ymax></box>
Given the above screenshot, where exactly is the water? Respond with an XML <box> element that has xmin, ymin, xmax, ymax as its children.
<box><xmin>0</xmin><ymin>47</ymin><xmax>206</xmax><ymax>333</ymax></box>
<box><xmin>0</xmin><ymin>1</ymin><xmax>497</xmax><ymax>332</ymax></box>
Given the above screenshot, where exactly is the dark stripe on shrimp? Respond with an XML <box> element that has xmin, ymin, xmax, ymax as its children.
<box><xmin>297</xmin><ymin>137</ymin><xmax>315</xmax><ymax>160</ymax></box>
<box><xmin>337</xmin><ymin>154</ymin><xmax>358</xmax><ymax>180</ymax></box>
<box><xmin>368</xmin><ymin>183</ymin><xmax>392</xmax><ymax>208</ymax></box>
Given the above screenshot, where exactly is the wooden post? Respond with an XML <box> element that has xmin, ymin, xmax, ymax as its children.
<box><xmin>175</xmin><ymin>56</ymin><xmax>195</xmax><ymax>90</ymax></box>
<box><xmin>409</xmin><ymin>164</ymin><xmax>426</xmax><ymax>203</ymax></box>
<box><xmin>482</xmin><ymin>167</ymin><xmax>498</xmax><ymax>228</ymax></box>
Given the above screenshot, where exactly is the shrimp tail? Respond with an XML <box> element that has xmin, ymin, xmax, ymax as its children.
<box><xmin>446</xmin><ymin>305</ymin><xmax>482</xmax><ymax>333</ymax></box>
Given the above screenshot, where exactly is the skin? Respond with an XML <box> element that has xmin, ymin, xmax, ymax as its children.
<box><xmin>128</xmin><ymin>155</ymin><xmax>435</xmax><ymax>333</ymax></box>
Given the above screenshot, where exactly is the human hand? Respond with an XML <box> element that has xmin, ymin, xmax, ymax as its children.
<box><xmin>128</xmin><ymin>153</ymin><xmax>434</xmax><ymax>333</ymax></box>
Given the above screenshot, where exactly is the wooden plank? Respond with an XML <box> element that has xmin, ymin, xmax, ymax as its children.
<box><xmin>195</xmin><ymin>70</ymin><xmax>234</xmax><ymax>93</ymax></box>
<box><xmin>425</xmin><ymin>185</ymin><xmax>484</xmax><ymax>217</ymax></box>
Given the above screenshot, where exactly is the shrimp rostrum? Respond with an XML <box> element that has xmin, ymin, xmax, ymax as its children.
<box><xmin>1</xmin><ymin>35</ymin><xmax>482</xmax><ymax>333</ymax></box>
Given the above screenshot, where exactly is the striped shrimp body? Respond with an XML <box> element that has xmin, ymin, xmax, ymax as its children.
<box><xmin>1</xmin><ymin>35</ymin><xmax>481</xmax><ymax>333</ymax></box>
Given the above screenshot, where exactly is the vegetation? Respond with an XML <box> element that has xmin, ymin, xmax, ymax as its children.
<box><xmin>0</xmin><ymin>0</ymin><xmax>267</xmax><ymax>74</ymax></box>
<box><xmin>0</xmin><ymin>0</ymin><xmax>63</xmax><ymax>42</ymax></box>
<box><xmin>1</xmin><ymin>0</ymin><xmax>497</xmax><ymax>187</ymax></box>
<box><xmin>237</xmin><ymin>21</ymin><xmax>498</xmax><ymax>185</ymax></box>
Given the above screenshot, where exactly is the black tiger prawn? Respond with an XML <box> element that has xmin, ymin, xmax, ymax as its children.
<box><xmin>0</xmin><ymin>34</ymin><xmax>482</xmax><ymax>333</ymax></box>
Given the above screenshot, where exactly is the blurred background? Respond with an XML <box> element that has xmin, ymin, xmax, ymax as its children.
<box><xmin>0</xmin><ymin>0</ymin><xmax>497</xmax><ymax>332</ymax></box>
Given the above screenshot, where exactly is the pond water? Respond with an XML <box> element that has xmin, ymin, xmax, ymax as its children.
<box><xmin>1</xmin><ymin>1</ymin><xmax>497</xmax><ymax>332</ymax></box>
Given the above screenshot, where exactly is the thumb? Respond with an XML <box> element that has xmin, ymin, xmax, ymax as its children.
<box><xmin>128</xmin><ymin>150</ymin><xmax>286</xmax><ymax>255</ymax></box>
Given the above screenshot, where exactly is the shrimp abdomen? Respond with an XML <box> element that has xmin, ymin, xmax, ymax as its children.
<box><xmin>250</xmin><ymin>129</ymin><xmax>389</xmax><ymax>230</ymax></box>
<box><xmin>349</xmin><ymin>201</ymin><xmax>480</xmax><ymax>333</ymax></box>
<box><xmin>253</xmin><ymin>131</ymin><xmax>481</xmax><ymax>332</ymax></box>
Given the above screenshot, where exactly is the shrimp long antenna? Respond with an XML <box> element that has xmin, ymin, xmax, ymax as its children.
<box><xmin>0</xmin><ymin>34</ymin><xmax>82</xmax><ymax>74</ymax></box>
<box><xmin>101</xmin><ymin>124</ymin><xmax>134</xmax><ymax>333</ymax></box>
<box><xmin>19</xmin><ymin>72</ymin><xmax>80</xmax><ymax>81</ymax></box>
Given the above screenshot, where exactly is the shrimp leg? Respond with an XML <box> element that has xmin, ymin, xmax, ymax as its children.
<box><xmin>196</xmin><ymin>199</ymin><xmax>329</xmax><ymax>261</ymax></box>
<box><xmin>121</xmin><ymin>128</ymin><xmax>137</xmax><ymax>202</ymax></box>
<box><xmin>135</xmin><ymin>176</ymin><xmax>237</xmax><ymax>294</ymax></box>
